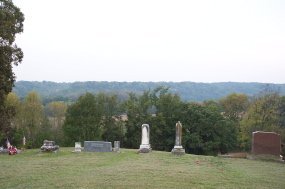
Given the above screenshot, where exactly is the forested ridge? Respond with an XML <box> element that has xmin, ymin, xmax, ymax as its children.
<box><xmin>13</xmin><ymin>81</ymin><xmax>285</xmax><ymax>103</ymax></box>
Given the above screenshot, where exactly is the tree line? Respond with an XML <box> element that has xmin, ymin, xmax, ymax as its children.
<box><xmin>13</xmin><ymin>81</ymin><xmax>285</xmax><ymax>103</ymax></box>
<box><xmin>2</xmin><ymin>87</ymin><xmax>285</xmax><ymax>156</ymax></box>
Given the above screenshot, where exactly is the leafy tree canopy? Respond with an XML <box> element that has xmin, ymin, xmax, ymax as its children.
<box><xmin>0</xmin><ymin>0</ymin><xmax>24</xmax><ymax>141</ymax></box>
<box><xmin>0</xmin><ymin>0</ymin><xmax>24</xmax><ymax>97</ymax></box>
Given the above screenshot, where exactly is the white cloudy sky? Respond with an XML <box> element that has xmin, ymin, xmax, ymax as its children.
<box><xmin>13</xmin><ymin>0</ymin><xmax>285</xmax><ymax>83</ymax></box>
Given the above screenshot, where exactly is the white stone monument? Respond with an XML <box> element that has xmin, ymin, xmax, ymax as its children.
<box><xmin>23</xmin><ymin>136</ymin><xmax>26</xmax><ymax>146</ymax></box>
<box><xmin>171</xmin><ymin>121</ymin><xmax>185</xmax><ymax>155</ymax></box>
<box><xmin>113</xmin><ymin>141</ymin><xmax>120</xmax><ymax>152</ymax></box>
<box><xmin>74</xmin><ymin>142</ymin><xmax>82</xmax><ymax>152</ymax></box>
<box><xmin>138</xmin><ymin>124</ymin><xmax>151</xmax><ymax>153</ymax></box>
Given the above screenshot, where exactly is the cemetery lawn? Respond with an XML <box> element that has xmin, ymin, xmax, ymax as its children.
<box><xmin>0</xmin><ymin>148</ymin><xmax>284</xmax><ymax>189</ymax></box>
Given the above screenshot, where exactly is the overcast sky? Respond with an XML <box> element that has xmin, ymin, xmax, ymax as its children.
<box><xmin>13</xmin><ymin>0</ymin><xmax>285</xmax><ymax>83</ymax></box>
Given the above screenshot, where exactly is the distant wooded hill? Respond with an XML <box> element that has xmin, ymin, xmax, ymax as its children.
<box><xmin>13</xmin><ymin>81</ymin><xmax>285</xmax><ymax>103</ymax></box>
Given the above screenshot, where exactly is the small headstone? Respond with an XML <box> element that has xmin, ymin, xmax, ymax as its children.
<box><xmin>0</xmin><ymin>146</ymin><xmax>7</xmax><ymax>154</ymax></box>
<box><xmin>74</xmin><ymin>142</ymin><xmax>82</xmax><ymax>152</ymax></box>
<box><xmin>84</xmin><ymin>141</ymin><xmax>112</xmax><ymax>152</ymax></box>
<box><xmin>251</xmin><ymin>131</ymin><xmax>281</xmax><ymax>157</ymax></box>
<box><xmin>22</xmin><ymin>136</ymin><xmax>26</xmax><ymax>150</ymax></box>
<box><xmin>138</xmin><ymin>124</ymin><xmax>151</xmax><ymax>153</ymax></box>
<box><xmin>113</xmin><ymin>141</ymin><xmax>120</xmax><ymax>152</ymax></box>
<box><xmin>171</xmin><ymin>121</ymin><xmax>185</xmax><ymax>155</ymax></box>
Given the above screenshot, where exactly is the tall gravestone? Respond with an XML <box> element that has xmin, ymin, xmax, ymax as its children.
<box><xmin>138</xmin><ymin>124</ymin><xmax>151</xmax><ymax>153</ymax></box>
<box><xmin>251</xmin><ymin>131</ymin><xmax>281</xmax><ymax>157</ymax></box>
<box><xmin>171</xmin><ymin>121</ymin><xmax>185</xmax><ymax>155</ymax></box>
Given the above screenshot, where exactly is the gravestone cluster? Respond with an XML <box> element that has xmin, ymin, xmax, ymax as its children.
<box><xmin>37</xmin><ymin>122</ymin><xmax>283</xmax><ymax>158</ymax></box>
<box><xmin>73</xmin><ymin>121</ymin><xmax>186</xmax><ymax>155</ymax></box>
<box><xmin>138</xmin><ymin>122</ymin><xmax>185</xmax><ymax>155</ymax></box>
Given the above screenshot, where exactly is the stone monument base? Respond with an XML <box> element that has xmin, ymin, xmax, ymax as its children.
<box><xmin>138</xmin><ymin>144</ymin><xmax>151</xmax><ymax>153</ymax></box>
<box><xmin>171</xmin><ymin>146</ymin><xmax>185</xmax><ymax>155</ymax></box>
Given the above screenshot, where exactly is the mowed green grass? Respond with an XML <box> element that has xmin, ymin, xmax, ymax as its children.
<box><xmin>0</xmin><ymin>148</ymin><xmax>284</xmax><ymax>189</ymax></box>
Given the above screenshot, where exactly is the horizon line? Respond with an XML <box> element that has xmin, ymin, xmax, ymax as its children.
<box><xmin>15</xmin><ymin>80</ymin><xmax>285</xmax><ymax>85</ymax></box>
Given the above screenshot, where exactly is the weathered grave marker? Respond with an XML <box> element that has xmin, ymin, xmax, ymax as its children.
<box><xmin>171</xmin><ymin>121</ymin><xmax>185</xmax><ymax>155</ymax></box>
<box><xmin>84</xmin><ymin>141</ymin><xmax>112</xmax><ymax>152</ymax></box>
<box><xmin>138</xmin><ymin>124</ymin><xmax>151</xmax><ymax>153</ymax></box>
<box><xmin>113</xmin><ymin>141</ymin><xmax>120</xmax><ymax>152</ymax></box>
<box><xmin>251</xmin><ymin>131</ymin><xmax>281</xmax><ymax>157</ymax></box>
<box><xmin>74</xmin><ymin>142</ymin><xmax>82</xmax><ymax>152</ymax></box>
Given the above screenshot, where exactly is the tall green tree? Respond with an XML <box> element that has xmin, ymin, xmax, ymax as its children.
<box><xmin>279</xmin><ymin>96</ymin><xmax>285</xmax><ymax>157</ymax></box>
<box><xmin>181</xmin><ymin>102</ymin><xmax>236</xmax><ymax>155</ymax></box>
<box><xmin>240</xmin><ymin>92</ymin><xmax>281</xmax><ymax>150</ymax></box>
<box><xmin>150</xmin><ymin>88</ymin><xmax>183</xmax><ymax>151</ymax></box>
<box><xmin>220</xmin><ymin>93</ymin><xmax>249</xmax><ymax>121</ymax></box>
<box><xmin>46</xmin><ymin>102</ymin><xmax>67</xmax><ymax>126</ymax></box>
<box><xmin>3</xmin><ymin>92</ymin><xmax>21</xmax><ymax>144</ymax></box>
<box><xmin>21</xmin><ymin>92</ymin><xmax>48</xmax><ymax>147</ymax></box>
<box><xmin>219</xmin><ymin>93</ymin><xmax>249</xmax><ymax>149</ymax></box>
<box><xmin>63</xmin><ymin>92</ymin><xmax>126</xmax><ymax>146</ymax></box>
<box><xmin>278</xmin><ymin>96</ymin><xmax>285</xmax><ymax>128</ymax></box>
<box><xmin>123</xmin><ymin>91</ymin><xmax>152</xmax><ymax>148</ymax></box>
<box><xmin>45</xmin><ymin>101</ymin><xmax>67</xmax><ymax>145</ymax></box>
<box><xmin>100</xmin><ymin>94</ymin><xmax>125</xmax><ymax>142</ymax></box>
<box><xmin>0</xmin><ymin>0</ymin><xmax>24</xmax><ymax>142</ymax></box>
<box><xmin>4</xmin><ymin>92</ymin><xmax>20</xmax><ymax>127</ymax></box>
<box><xmin>63</xmin><ymin>93</ymin><xmax>104</xmax><ymax>145</ymax></box>
<box><xmin>123</xmin><ymin>87</ymin><xmax>184</xmax><ymax>151</ymax></box>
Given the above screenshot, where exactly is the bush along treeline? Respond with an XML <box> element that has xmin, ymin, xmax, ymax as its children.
<box><xmin>2</xmin><ymin>87</ymin><xmax>285</xmax><ymax>156</ymax></box>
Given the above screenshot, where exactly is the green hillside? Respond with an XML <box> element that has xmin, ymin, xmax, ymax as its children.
<box><xmin>0</xmin><ymin>148</ymin><xmax>284</xmax><ymax>189</ymax></box>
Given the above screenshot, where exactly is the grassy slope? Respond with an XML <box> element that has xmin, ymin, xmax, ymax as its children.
<box><xmin>0</xmin><ymin>148</ymin><xmax>284</xmax><ymax>189</ymax></box>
